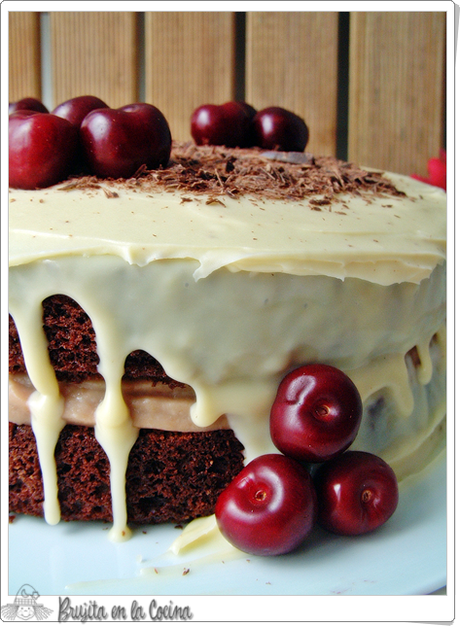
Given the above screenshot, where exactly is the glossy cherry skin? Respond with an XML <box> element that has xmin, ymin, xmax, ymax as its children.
<box><xmin>52</xmin><ymin>95</ymin><xmax>109</xmax><ymax>128</ymax></box>
<box><xmin>251</xmin><ymin>106</ymin><xmax>309</xmax><ymax>152</ymax></box>
<box><xmin>52</xmin><ymin>96</ymin><xmax>110</xmax><ymax>175</ymax></box>
<box><xmin>9</xmin><ymin>111</ymin><xmax>79</xmax><ymax>189</ymax></box>
<box><xmin>215</xmin><ymin>453</ymin><xmax>317</xmax><ymax>556</ymax></box>
<box><xmin>80</xmin><ymin>103</ymin><xmax>172</xmax><ymax>178</ymax></box>
<box><xmin>270</xmin><ymin>364</ymin><xmax>362</xmax><ymax>463</ymax></box>
<box><xmin>191</xmin><ymin>101</ymin><xmax>256</xmax><ymax>148</ymax></box>
<box><xmin>9</xmin><ymin>97</ymin><xmax>49</xmax><ymax>115</ymax></box>
<box><xmin>314</xmin><ymin>451</ymin><xmax>399</xmax><ymax>535</ymax></box>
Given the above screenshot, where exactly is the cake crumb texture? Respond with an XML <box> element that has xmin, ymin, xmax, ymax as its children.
<box><xmin>9</xmin><ymin>423</ymin><xmax>244</xmax><ymax>524</ymax></box>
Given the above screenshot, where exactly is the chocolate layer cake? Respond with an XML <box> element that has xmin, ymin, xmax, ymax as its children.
<box><xmin>9</xmin><ymin>142</ymin><xmax>446</xmax><ymax>542</ymax></box>
<box><xmin>9</xmin><ymin>293</ymin><xmax>244</xmax><ymax>525</ymax></box>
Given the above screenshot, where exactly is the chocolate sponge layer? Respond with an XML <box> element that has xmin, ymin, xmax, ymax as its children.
<box><xmin>9</xmin><ymin>422</ymin><xmax>244</xmax><ymax>524</ymax></box>
<box><xmin>9</xmin><ymin>294</ymin><xmax>182</xmax><ymax>386</ymax></box>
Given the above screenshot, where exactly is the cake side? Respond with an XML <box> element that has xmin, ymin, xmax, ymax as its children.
<box><xmin>9</xmin><ymin>144</ymin><xmax>446</xmax><ymax>541</ymax></box>
<box><xmin>9</xmin><ymin>257</ymin><xmax>446</xmax><ymax>532</ymax></box>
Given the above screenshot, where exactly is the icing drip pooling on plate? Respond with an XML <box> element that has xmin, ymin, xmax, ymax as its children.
<box><xmin>9</xmin><ymin>145</ymin><xmax>446</xmax><ymax>542</ymax></box>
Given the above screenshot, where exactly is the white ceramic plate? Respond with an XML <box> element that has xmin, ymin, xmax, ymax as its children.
<box><xmin>8</xmin><ymin>453</ymin><xmax>446</xmax><ymax>597</ymax></box>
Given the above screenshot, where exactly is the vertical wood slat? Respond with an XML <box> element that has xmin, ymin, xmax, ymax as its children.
<box><xmin>245</xmin><ymin>12</ymin><xmax>339</xmax><ymax>157</ymax></box>
<box><xmin>145</xmin><ymin>13</ymin><xmax>235</xmax><ymax>142</ymax></box>
<box><xmin>49</xmin><ymin>12</ymin><xmax>139</xmax><ymax>109</ymax></box>
<box><xmin>348</xmin><ymin>12</ymin><xmax>446</xmax><ymax>176</ymax></box>
<box><xmin>9</xmin><ymin>12</ymin><xmax>42</xmax><ymax>101</ymax></box>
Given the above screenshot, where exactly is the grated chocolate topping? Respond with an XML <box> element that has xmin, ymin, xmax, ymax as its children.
<box><xmin>59</xmin><ymin>142</ymin><xmax>406</xmax><ymax>207</ymax></box>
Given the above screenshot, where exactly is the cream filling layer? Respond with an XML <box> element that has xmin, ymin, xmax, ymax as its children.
<box><xmin>9</xmin><ymin>375</ymin><xmax>229</xmax><ymax>432</ymax></box>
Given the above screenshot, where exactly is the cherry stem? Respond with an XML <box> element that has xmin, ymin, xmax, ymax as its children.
<box><xmin>361</xmin><ymin>489</ymin><xmax>372</xmax><ymax>504</ymax></box>
<box><xmin>314</xmin><ymin>404</ymin><xmax>330</xmax><ymax>419</ymax></box>
<box><xmin>254</xmin><ymin>489</ymin><xmax>267</xmax><ymax>502</ymax></box>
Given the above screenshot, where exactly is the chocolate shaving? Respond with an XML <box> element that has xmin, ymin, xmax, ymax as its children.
<box><xmin>57</xmin><ymin>177</ymin><xmax>102</xmax><ymax>191</ymax></box>
<box><xmin>132</xmin><ymin>163</ymin><xmax>148</xmax><ymax>178</ymax></box>
<box><xmin>102</xmin><ymin>187</ymin><xmax>119</xmax><ymax>199</ymax></box>
<box><xmin>310</xmin><ymin>197</ymin><xmax>332</xmax><ymax>206</ymax></box>
<box><xmin>59</xmin><ymin>142</ymin><xmax>406</xmax><ymax>206</ymax></box>
<box><xmin>205</xmin><ymin>197</ymin><xmax>226</xmax><ymax>206</ymax></box>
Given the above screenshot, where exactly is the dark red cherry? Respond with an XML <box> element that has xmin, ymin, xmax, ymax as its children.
<box><xmin>270</xmin><ymin>364</ymin><xmax>362</xmax><ymax>463</ymax></box>
<box><xmin>9</xmin><ymin>111</ymin><xmax>79</xmax><ymax>189</ymax></box>
<box><xmin>230</xmin><ymin>101</ymin><xmax>257</xmax><ymax>119</ymax></box>
<box><xmin>9</xmin><ymin>97</ymin><xmax>49</xmax><ymax>115</ymax></box>
<box><xmin>52</xmin><ymin>95</ymin><xmax>109</xmax><ymax>128</ymax></box>
<box><xmin>314</xmin><ymin>451</ymin><xmax>399</xmax><ymax>535</ymax></box>
<box><xmin>191</xmin><ymin>101</ymin><xmax>256</xmax><ymax>148</ymax></box>
<box><xmin>251</xmin><ymin>106</ymin><xmax>309</xmax><ymax>152</ymax></box>
<box><xmin>52</xmin><ymin>96</ymin><xmax>110</xmax><ymax>175</ymax></box>
<box><xmin>215</xmin><ymin>453</ymin><xmax>317</xmax><ymax>556</ymax></box>
<box><xmin>80</xmin><ymin>102</ymin><xmax>171</xmax><ymax>178</ymax></box>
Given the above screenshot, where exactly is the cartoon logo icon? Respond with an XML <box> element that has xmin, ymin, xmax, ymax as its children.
<box><xmin>1</xmin><ymin>584</ymin><xmax>53</xmax><ymax>621</ymax></box>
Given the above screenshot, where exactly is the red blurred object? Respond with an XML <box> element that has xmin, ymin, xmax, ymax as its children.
<box><xmin>411</xmin><ymin>149</ymin><xmax>446</xmax><ymax>190</ymax></box>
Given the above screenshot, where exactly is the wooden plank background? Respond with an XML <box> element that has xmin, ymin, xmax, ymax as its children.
<box><xmin>145</xmin><ymin>12</ymin><xmax>235</xmax><ymax>143</ymax></box>
<box><xmin>8</xmin><ymin>10</ymin><xmax>446</xmax><ymax>176</ymax></box>
<box><xmin>50</xmin><ymin>12</ymin><xmax>139</xmax><ymax>108</ymax></box>
<box><xmin>348</xmin><ymin>12</ymin><xmax>446</xmax><ymax>175</ymax></box>
<box><xmin>246</xmin><ymin>12</ymin><xmax>339</xmax><ymax>158</ymax></box>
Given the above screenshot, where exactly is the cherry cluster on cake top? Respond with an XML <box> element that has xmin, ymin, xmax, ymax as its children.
<box><xmin>9</xmin><ymin>96</ymin><xmax>171</xmax><ymax>189</ymax></box>
<box><xmin>190</xmin><ymin>101</ymin><xmax>308</xmax><ymax>152</ymax></box>
<box><xmin>8</xmin><ymin>96</ymin><xmax>309</xmax><ymax>190</ymax></box>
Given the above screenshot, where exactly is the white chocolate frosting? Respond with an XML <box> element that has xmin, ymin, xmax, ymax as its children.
<box><xmin>9</xmin><ymin>171</ymin><xmax>445</xmax><ymax>284</ymax></box>
<box><xmin>8</xmin><ymin>145</ymin><xmax>447</xmax><ymax>543</ymax></box>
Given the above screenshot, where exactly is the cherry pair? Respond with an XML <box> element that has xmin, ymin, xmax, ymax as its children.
<box><xmin>191</xmin><ymin>102</ymin><xmax>309</xmax><ymax>152</ymax></box>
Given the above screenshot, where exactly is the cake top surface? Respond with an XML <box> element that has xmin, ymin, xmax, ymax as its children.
<box><xmin>9</xmin><ymin>143</ymin><xmax>446</xmax><ymax>285</ymax></box>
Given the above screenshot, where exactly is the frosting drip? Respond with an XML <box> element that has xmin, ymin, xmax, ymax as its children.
<box><xmin>9</xmin><ymin>254</ymin><xmax>446</xmax><ymax>538</ymax></box>
<box><xmin>8</xmin><ymin>298</ymin><xmax>65</xmax><ymax>525</ymax></box>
